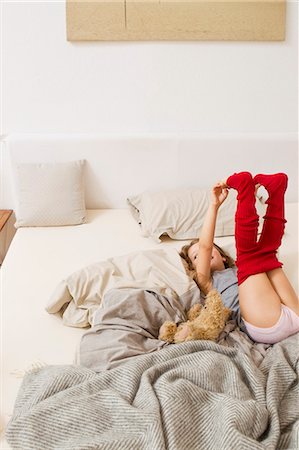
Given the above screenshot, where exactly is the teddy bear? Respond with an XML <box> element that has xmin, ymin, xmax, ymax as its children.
<box><xmin>158</xmin><ymin>289</ymin><xmax>231</xmax><ymax>344</ymax></box>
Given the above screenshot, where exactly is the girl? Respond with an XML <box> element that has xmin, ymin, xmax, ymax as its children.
<box><xmin>180</xmin><ymin>172</ymin><xmax>299</xmax><ymax>344</ymax></box>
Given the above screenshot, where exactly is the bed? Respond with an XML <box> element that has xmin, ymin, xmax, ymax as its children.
<box><xmin>1</xmin><ymin>134</ymin><xmax>298</xmax><ymax>449</ymax></box>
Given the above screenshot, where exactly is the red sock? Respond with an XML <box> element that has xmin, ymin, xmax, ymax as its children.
<box><xmin>226</xmin><ymin>172</ymin><xmax>259</xmax><ymax>257</ymax></box>
<box><xmin>254</xmin><ymin>173</ymin><xmax>287</xmax><ymax>253</ymax></box>
<box><xmin>227</xmin><ymin>172</ymin><xmax>287</xmax><ymax>285</ymax></box>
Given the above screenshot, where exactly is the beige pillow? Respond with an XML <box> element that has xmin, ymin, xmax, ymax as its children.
<box><xmin>127</xmin><ymin>188</ymin><xmax>266</xmax><ymax>242</ymax></box>
<box><xmin>14</xmin><ymin>160</ymin><xmax>86</xmax><ymax>227</ymax></box>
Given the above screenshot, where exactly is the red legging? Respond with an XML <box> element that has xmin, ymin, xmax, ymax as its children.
<box><xmin>226</xmin><ymin>172</ymin><xmax>288</xmax><ymax>285</ymax></box>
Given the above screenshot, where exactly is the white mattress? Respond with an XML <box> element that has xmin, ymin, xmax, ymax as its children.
<box><xmin>1</xmin><ymin>205</ymin><xmax>298</xmax><ymax>447</ymax></box>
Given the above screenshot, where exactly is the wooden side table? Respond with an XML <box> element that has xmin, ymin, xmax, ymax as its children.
<box><xmin>0</xmin><ymin>210</ymin><xmax>16</xmax><ymax>266</ymax></box>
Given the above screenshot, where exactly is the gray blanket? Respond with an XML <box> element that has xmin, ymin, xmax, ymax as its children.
<box><xmin>6</xmin><ymin>333</ymin><xmax>299</xmax><ymax>450</ymax></box>
<box><xmin>78</xmin><ymin>287</ymin><xmax>203</xmax><ymax>371</ymax></box>
<box><xmin>78</xmin><ymin>287</ymin><xmax>268</xmax><ymax>371</ymax></box>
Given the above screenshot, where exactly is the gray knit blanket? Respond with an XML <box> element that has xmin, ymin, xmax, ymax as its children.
<box><xmin>6</xmin><ymin>333</ymin><xmax>299</xmax><ymax>450</ymax></box>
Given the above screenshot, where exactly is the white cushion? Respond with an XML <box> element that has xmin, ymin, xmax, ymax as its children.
<box><xmin>127</xmin><ymin>188</ymin><xmax>266</xmax><ymax>242</ymax></box>
<box><xmin>14</xmin><ymin>160</ymin><xmax>86</xmax><ymax>227</ymax></box>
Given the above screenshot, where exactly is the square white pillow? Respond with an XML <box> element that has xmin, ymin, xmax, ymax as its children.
<box><xmin>14</xmin><ymin>160</ymin><xmax>86</xmax><ymax>227</ymax></box>
<box><xmin>127</xmin><ymin>188</ymin><xmax>266</xmax><ymax>242</ymax></box>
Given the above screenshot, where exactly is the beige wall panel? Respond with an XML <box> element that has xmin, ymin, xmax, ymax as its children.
<box><xmin>66</xmin><ymin>0</ymin><xmax>286</xmax><ymax>41</ymax></box>
<box><xmin>66</xmin><ymin>0</ymin><xmax>125</xmax><ymax>41</ymax></box>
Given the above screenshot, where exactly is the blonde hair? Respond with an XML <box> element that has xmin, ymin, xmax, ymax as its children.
<box><xmin>179</xmin><ymin>239</ymin><xmax>235</xmax><ymax>281</ymax></box>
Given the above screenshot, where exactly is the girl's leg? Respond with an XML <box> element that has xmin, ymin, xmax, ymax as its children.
<box><xmin>226</xmin><ymin>172</ymin><xmax>260</xmax><ymax>285</ymax></box>
<box><xmin>226</xmin><ymin>172</ymin><xmax>283</xmax><ymax>327</ymax></box>
<box><xmin>226</xmin><ymin>171</ymin><xmax>298</xmax><ymax>337</ymax></box>
<box><xmin>226</xmin><ymin>172</ymin><xmax>259</xmax><ymax>266</ymax></box>
<box><xmin>266</xmin><ymin>268</ymin><xmax>299</xmax><ymax>315</ymax></box>
<box><xmin>227</xmin><ymin>172</ymin><xmax>288</xmax><ymax>284</ymax></box>
<box><xmin>238</xmin><ymin>273</ymin><xmax>282</xmax><ymax>327</ymax></box>
<box><xmin>254</xmin><ymin>173</ymin><xmax>287</xmax><ymax>261</ymax></box>
<box><xmin>253</xmin><ymin>174</ymin><xmax>299</xmax><ymax>313</ymax></box>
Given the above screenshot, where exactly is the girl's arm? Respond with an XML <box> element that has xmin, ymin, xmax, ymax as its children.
<box><xmin>195</xmin><ymin>183</ymin><xmax>228</xmax><ymax>293</ymax></box>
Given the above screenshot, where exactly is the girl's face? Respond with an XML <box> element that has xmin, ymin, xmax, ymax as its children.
<box><xmin>188</xmin><ymin>243</ymin><xmax>226</xmax><ymax>272</ymax></box>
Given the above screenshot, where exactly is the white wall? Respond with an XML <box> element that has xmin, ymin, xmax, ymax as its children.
<box><xmin>1</xmin><ymin>1</ymin><xmax>298</xmax><ymax>134</ymax></box>
<box><xmin>2</xmin><ymin>133</ymin><xmax>298</xmax><ymax>209</ymax></box>
<box><xmin>1</xmin><ymin>1</ymin><xmax>298</xmax><ymax>210</ymax></box>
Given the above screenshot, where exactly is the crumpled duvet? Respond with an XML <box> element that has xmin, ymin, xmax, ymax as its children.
<box><xmin>46</xmin><ymin>248</ymin><xmax>201</xmax><ymax>328</ymax></box>
<box><xmin>47</xmin><ymin>248</ymin><xmax>271</xmax><ymax>371</ymax></box>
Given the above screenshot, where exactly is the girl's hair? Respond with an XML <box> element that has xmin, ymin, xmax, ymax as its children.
<box><xmin>179</xmin><ymin>239</ymin><xmax>235</xmax><ymax>280</ymax></box>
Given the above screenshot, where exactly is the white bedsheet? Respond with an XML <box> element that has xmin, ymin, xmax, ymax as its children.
<box><xmin>1</xmin><ymin>205</ymin><xmax>298</xmax><ymax>448</ymax></box>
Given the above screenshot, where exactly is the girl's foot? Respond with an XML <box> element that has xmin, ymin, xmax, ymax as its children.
<box><xmin>253</xmin><ymin>173</ymin><xmax>288</xmax><ymax>197</ymax></box>
<box><xmin>226</xmin><ymin>172</ymin><xmax>254</xmax><ymax>191</ymax></box>
<box><xmin>220</xmin><ymin>175</ymin><xmax>260</xmax><ymax>196</ymax></box>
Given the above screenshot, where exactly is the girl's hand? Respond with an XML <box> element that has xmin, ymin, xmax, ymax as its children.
<box><xmin>211</xmin><ymin>182</ymin><xmax>229</xmax><ymax>208</ymax></box>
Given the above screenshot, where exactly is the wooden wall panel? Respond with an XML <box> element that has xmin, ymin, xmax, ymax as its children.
<box><xmin>66</xmin><ymin>0</ymin><xmax>286</xmax><ymax>41</ymax></box>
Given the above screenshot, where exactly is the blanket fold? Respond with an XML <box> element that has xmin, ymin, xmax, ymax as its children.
<box><xmin>6</xmin><ymin>334</ymin><xmax>299</xmax><ymax>450</ymax></box>
<box><xmin>46</xmin><ymin>248</ymin><xmax>201</xmax><ymax>328</ymax></box>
